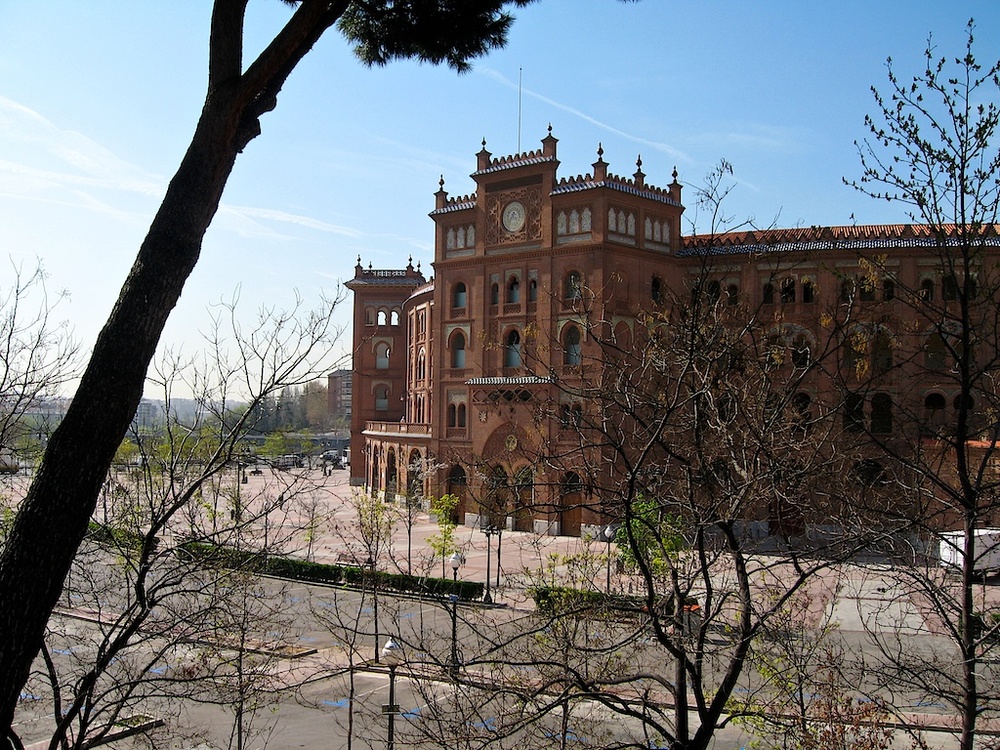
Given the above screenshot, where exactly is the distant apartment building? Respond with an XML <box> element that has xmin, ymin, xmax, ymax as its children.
<box><xmin>326</xmin><ymin>368</ymin><xmax>353</xmax><ymax>425</ymax></box>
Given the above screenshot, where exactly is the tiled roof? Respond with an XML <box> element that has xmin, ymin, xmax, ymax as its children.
<box><xmin>679</xmin><ymin>224</ymin><xmax>1000</xmax><ymax>256</ymax></box>
<box><xmin>552</xmin><ymin>179</ymin><xmax>681</xmax><ymax>206</ymax></box>
<box><xmin>345</xmin><ymin>276</ymin><xmax>425</xmax><ymax>287</ymax></box>
<box><xmin>430</xmin><ymin>200</ymin><xmax>477</xmax><ymax>216</ymax></box>
<box><xmin>465</xmin><ymin>375</ymin><xmax>554</xmax><ymax>386</ymax></box>
<box><xmin>472</xmin><ymin>155</ymin><xmax>558</xmax><ymax>176</ymax></box>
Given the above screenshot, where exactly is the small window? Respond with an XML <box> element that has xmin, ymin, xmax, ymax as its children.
<box><xmin>390</xmin><ymin>310</ymin><xmax>400</xmax><ymax>326</ymax></box>
<box><xmin>943</xmin><ymin>274</ymin><xmax>959</xmax><ymax>301</ymax></box>
<box><xmin>840</xmin><ymin>279</ymin><xmax>854</xmax><ymax>303</ymax></box>
<box><xmin>882</xmin><ymin>279</ymin><xmax>895</xmax><ymax>301</ymax></box>
<box><xmin>375</xmin><ymin>343</ymin><xmax>390</xmax><ymax>370</ymax></box>
<box><xmin>451</xmin><ymin>331</ymin><xmax>466</xmax><ymax>369</ymax></box>
<box><xmin>375</xmin><ymin>385</ymin><xmax>389</xmax><ymax>411</ymax></box>
<box><xmin>762</xmin><ymin>282</ymin><xmax>775</xmax><ymax>305</ymax></box>
<box><xmin>453</xmin><ymin>283</ymin><xmax>467</xmax><ymax>309</ymax></box>
<box><xmin>447</xmin><ymin>404</ymin><xmax>457</xmax><ymax>427</ymax></box>
<box><xmin>528</xmin><ymin>278</ymin><xmax>538</xmax><ymax>302</ymax></box>
<box><xmin>707</xmin><ymin>280</ymin><xmax>721</xmax><ymax>304</ymax></box>
<box><xmin>859</xmin><ymin>278</ymin><xmax>876</xmax><ymax>302</ymax></box>
<box><xmin>457</xmin><ymin>404</ymin><xmax>467</xmax><ymax>427</ymax></box>
<box><xmin>780</xmin><ymin>277</ymin><xmax>795</xmax><ymax>304</ymax></box>
<box><xmin>565</xmin><ymin>272</ymin><xmax>582</xmax><ymax>301</ymax></box>
<box><xmin>504</xmin><ymin>329</ymin><xmax>522</xmax><ymax>368</ymax></box>
<box><xmin>925</xmin><ymin>392</ymin><xmax>946</xmax><ymax>411</ymax></box>
<box><xmin>925</xmin><ymin>333</ymin><xmax>946</xmax><ymax>370</ymax></box>
<box><xmin>791</xmin><ymin>334</ymin><xmax>811</xmax><ymax>369</ymax></box>
<box><xmin>872</xmin><ymin>331</ymin><xmax>893</xmax><ymax>373</ymax></box>
<box><xmin>871</xmin><ymin>393</ymin><xmax>893</xmax><ymax>434</ymax></box>
<box><xmin>490</xmin><ymin>283</ymin><xmax>499</xmax><ymax>306</ymax></box>
<box><xmin>651</xmin><ymin>276</ymin><xmax>663</xmax><ymax>304</ymax></box>
<box><xmin>507</xmin><ymin>276</ymin><xmax>521</xmax><ymax>304</ymax></box>
<box><xmin>726</xmin><ymin>284</ymin><xmax>739</xmax><ymax>306</ymax></box>
<box><xmin>563</xmin><ymin>325</ymin><xmax>582</xmax><ymax>366</ymax></box>
<box><xmin>920</xmin><ymin>278</ymin><xmax>934</xmax><ymax>301</ymax></box>
<box><xmin>802</xmin><ymin>280</ymin><xmax>815</xmax><ymax>304</ymax></box>
<box><xmin>845</xmin><ymin>393</ymin><xmax>864</xmax><ymax>432</ymax></box>
<box><xmin>377</xmin><ymin>310</ymin><xmax>388</xmax><ymax>326</ymax></box>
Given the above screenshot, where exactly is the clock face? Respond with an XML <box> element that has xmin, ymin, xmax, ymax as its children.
<box><xmin>502</xmin><ymin>201</ymin><xmax>526</xmax><ymax>233</ymax></box>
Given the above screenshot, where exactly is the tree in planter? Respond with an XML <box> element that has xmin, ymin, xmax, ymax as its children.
<box><xmin>426</xmin><ymin>493</ymin><xmax>462</xmax><ymax>579</ymax></box>
<box><xmin>10</xmin><ymin>294</ymin><xmax>341</xmax><ymax>750</ymax></box>
<box><xmin>0</xmin><ymin>1</ymin><xmax>614</xmax><ymax>731</ymax></box>
<box><xmin>840</xmin><ymin>22</ymin><xmax>1000</xmax><ymax>750</ymax></box>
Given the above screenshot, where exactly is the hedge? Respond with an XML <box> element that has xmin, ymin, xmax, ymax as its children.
<box><xmin>177</xmin><ymin>540</ymin><xmax>484</xmax><ymax>601</ymax></box>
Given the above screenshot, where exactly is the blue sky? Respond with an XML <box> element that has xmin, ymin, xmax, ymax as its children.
<box><xmin>0</xmin><ymin>1</ymin><xmax>997</xmax><ymax>384</ymax></box>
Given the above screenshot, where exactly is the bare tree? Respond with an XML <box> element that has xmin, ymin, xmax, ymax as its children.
<box><xmin>11</xmin><ymin>292</ymin><xmax>343</xmax><ymax>749</ymax></box>
<box><xmin>0</xmin><ymin>3</ymin><xmax>572</xmax><ymax>733</ymax></box>
<box><xmin>841</xmin><ymin>21</ymin><xmax>1000</xmax><ymax>750</ymax></box>
<box><xmin>0</xmin><ymin>259</ymin><xmax>77</xmax><ymax>468</ymax></box>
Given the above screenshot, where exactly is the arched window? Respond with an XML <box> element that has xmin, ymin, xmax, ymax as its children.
<box><xmin>883</xmin><ymin>279</ymin><xmax>895</xmax><ymax>301</ymax></box>
<box><xmin>872</xmin><ymin>331</ymin><xmax>893</xmax><ymax>373</ymax></box>
<box><xmin>845</xmin><ymin>393</ymin><xmax>865</xmax><ymax>432</ymax></box>
<box><xmin>390</xmin><ymin>310</ymin><xmax>400</xmax><ymax>326</ymax></box>
<box><xmin>377</xmin><ymin>310</ymin><xmax>388</xmax><ymax>326</ymax></box>
<box><xmin>859</xmin><ymin>278</ymin><xmax>876</xmax><ymax>302</ymax></box>
<box><xmin>375</xmin><ymin>343</ymin><xmax>390</xmax><ymax>369</ymax></box>
<box><xmin>490</xmin><ymin>282</ymin><xmax>499</xmax><ymax>306</ymax></box>
<box><xmin>762</xmin><ymin>282</ymin><xmax>775</xmax><ymax>305</ymax></box>
<box><xmin>925</xmin><ymin>333</ymin><xmax>947</xmax><ymax>370</ymax></box>
<box><xmin>943</xmin><ymin>274</ymin><xmax>959</xmax><ymax>301</ymax></box>
<box><xmin>528</xmin><ymin>278</ymin><xmax>538</xmax><ymax>302</ymax></box>
<box><xmin>726</xmin><ymin>284</ymin><xmax>739</xmax><ymax>305</ymax></box>
<box><xmin>451</xmin><ymin>331</ymin><xmax>466</xmax><ymax>369</ymax></box>
<box><xmin>447</xmin><ymin>404</ymin><xmax>457</xmax><ymax>427</ymax></box>
<box><xmin>871</xmin><ymin>393</ymin><xmax>893</xmax><ymax>434</ymax></box>
<box><xmin>457</xmin><ymin>403</ymin><xmax>467</xmax><ymax>427</ymax></box>
<box><xmin>365</xmin><ymin>307</ymin><xmax>375</xmax><ymax>325</ymax></box>
<box><xmin>651</xmin><ymin>276</ymin><xmax>663</xmax><ymax>304</ymax></box>
<box><xmin>417</xmin><ymin>348</ymin><xmax>426</xmax><ymax>380</ymax></box>
<box><xmin>504</xmin><ymin>329</ymin><xmax>522</xmax><ymax>368</ymax></box>
<box><xmin>563</xmin><ymin>325</ymin><xmax>582</xmax><ymax>366</ymax></box>
<box><xmin>565</xmin><ymin>271</ymin><xmax>582</xmax><ymax>301</ymax></box>
<box><xmin>791</xmin><ymin>333</ymin><xmax>811</xmax><ymax>369</ymax></box>
<box><xmin>802</xmin><ymin>279</ymin><xmax>815</xmax><ymax>303</ymax></box>
<box><xmin>780</xmin><ymin>277</ymin><xmax>795</xmax><ymax>304</ymax></box>
<box><xmin>840</xmin><ymin>279</ymin><xmax>854</xmax><ymax>303</ymax></box>
<box><xmin>375</xmin><ymin>385</ymin><xmax>389</xmax><ymax>411</ymax></box>
<box><xmin>792</xmin><ymin>392</ymin><xmax>813</xmax><ymax>427</ymax></box>
<box><xmin>920</xmin><ymin>278</ymin><xmax>934</xmax><ymax>301</ymax></box>
<box><xmin>925</xmin><ymin>392</ymin><xmax>946</xmax><ymax>411</ymax></box>
<box><xmin>506</xmin><ymin>276</ymin><xmax>521</xmax><ymax>304</ymax></box>
<box><xmin>707</xmin><ymin>280</ymin><xmax>721</xmax><ymax>304</ymax></box>
<box><xmin>453</xmin><ymin>282</ymin><xmax>467</xmax><ymax>309</ymax></box>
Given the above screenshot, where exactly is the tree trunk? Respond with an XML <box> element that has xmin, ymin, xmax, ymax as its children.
<box><xmin>0</xmin><ymin>86</ymin><xmax>244</xmax><ymax>739</ymax></box>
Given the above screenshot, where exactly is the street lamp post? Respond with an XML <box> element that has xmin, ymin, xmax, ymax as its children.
<box><xmin>482</xmin><ymin>524</ymin><xmax>495</xmax><ymax>604</ymax></box>
<box><xmin>449</xmin><ymin>551</ymin><xmax>462</xmax><ymax>678</ymax></box>
<box><xmin>381</xmin><ymin>638</ymin><xmax>404</xmax><ymax>750</ymax></box>
<box><xmin>603</xmin><ymin>524</ymin><xmax>618</xmax><ymax>595</ymax></box>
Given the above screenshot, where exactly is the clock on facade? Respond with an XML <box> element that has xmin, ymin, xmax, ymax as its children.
<box><xmin>502</xmin><ymin>201</ymin><xmax>526</xmax><ymax>233</ymax></box>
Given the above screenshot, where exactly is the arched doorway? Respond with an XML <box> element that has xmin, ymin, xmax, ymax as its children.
<box><xmin>560</xmin><ymin>471</ymin><xmax>583</xmax><ymax>537</ymax></box>
<box><xmin>514</xmin><ymin>467</ymin><xmax>534</xmax><ymax>532</ymax></box>
<box><xmin>385</xmin><ymin>448</ymin><xmax>398</xmax><ymax>501</ymax></box>
<box><xmin>446</xmin><ymin>464</ymin><xmax>467</xmax><ymax>524</ymax></box>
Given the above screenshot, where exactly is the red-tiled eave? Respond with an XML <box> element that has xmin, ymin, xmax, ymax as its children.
<box><xmin>680</xmin><ymin>223</ymin><xmax>1000</xmax><ymax>256</ymax></box>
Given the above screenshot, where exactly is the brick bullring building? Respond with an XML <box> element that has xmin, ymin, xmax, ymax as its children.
<box><xmin>345</xmin><ymin>130</ymin><xmax>1000</xmax><ymax>538</ymax></box>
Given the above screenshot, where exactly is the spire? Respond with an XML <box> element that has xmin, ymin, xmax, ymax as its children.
<box><xmin>634</xmin><ymin>154</ymin><xmax>645</xmax><ymax>187</ymax></box>
<box><xmin>592</xmin><ymin>143</ymin><xmax>607</xmax><ymax>181</ymax></box>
